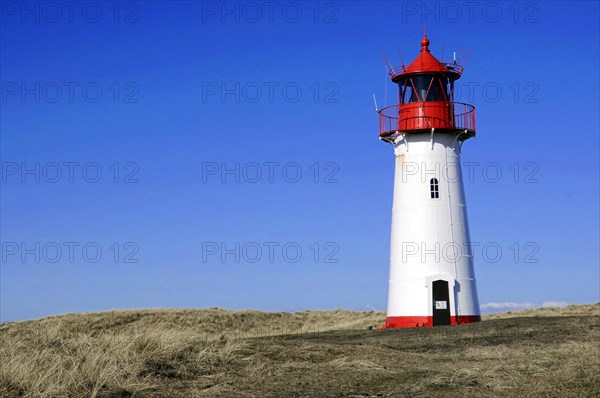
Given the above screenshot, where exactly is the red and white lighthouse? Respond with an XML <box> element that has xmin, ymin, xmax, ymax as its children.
<box><xmin>379</xmin><ymin>33</ymin><xmax>481</xmax><ymax>328</ymax></box>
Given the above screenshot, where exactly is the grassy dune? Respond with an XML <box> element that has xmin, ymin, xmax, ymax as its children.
<box><xmin>1</xmin><ymin>304</ymin><xmax>598</xmax><ymax>397</ymax></box>
<box><xmin>482</xmin><ymin>302</ymin><xmax>599</xmax><ymax>319</ymax></box>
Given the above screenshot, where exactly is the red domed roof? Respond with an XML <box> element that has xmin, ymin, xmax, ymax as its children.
<box><xmin>390</xmin><ymin>34</ymin><xmax>462</xmax><ymax>81</ymax></box>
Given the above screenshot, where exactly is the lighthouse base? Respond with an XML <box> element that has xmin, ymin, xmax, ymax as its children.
<box><xmin>382</xmin><ymin>315</ymin><xmax>481</xmax><ymax>329</ymax></box>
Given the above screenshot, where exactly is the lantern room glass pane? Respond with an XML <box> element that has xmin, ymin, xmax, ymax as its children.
<box><xmin>412</xmin><ymin>76</ymin><xmax>430</xmax><ymax>102</ymax></box>
<box><xmin>427</xmin><ymin>78</ymin><xmax>446</xmax><ymax>101</ymax></box>
<box><xmin>399</xmin><ymin>76</ymin><xmax>449</xmax><ymax>103</ymax></box>
<box><xmin>400</xmin><ymin>80</ymin><xmax>413</xmax><ymax>104</ymax></box>
<box><xmin>410</xmin><ymin>75</ymin><xmax>448</xmax><ymax>102</ymax></box>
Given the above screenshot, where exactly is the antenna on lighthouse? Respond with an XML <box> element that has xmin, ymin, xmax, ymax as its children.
<box><xmin>372</xmin><ymin>93</ymin><xmax>379</xmax><ymax>112</ymax></box>
<box><xmin>396</xmin><ymin>47</ymin><xmax>406</xmax><ymax>71</ymax></box>
<box><xmin>384</xmin><ymin>69</ymin><xmax>388</xmax><ymax>107</ymax></box>
<box><xmin>382</xmin><ymin>53</ymin><xmax>393</xmax><ymax>73</ymax></box>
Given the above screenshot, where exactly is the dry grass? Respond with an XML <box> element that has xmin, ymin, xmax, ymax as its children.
<box><xmin>0</xmin><ymin>322</ymin><xmax>248</xmax><ymax>397</ymax></box>
<box><xmin>1</xmin><ymin>304</ymin><xmax>598</xmax><ymax>397</ymax></box>
<box><xmin>482</xmin><ymin>302</ymin><xmax>600</xmax><ymax>320</ymax></box>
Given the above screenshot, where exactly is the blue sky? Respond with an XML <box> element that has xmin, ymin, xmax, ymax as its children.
<box><xmin>1</xmin><ymin>1</ymin><xmax>598</xmax><ymax>322</ymax></box>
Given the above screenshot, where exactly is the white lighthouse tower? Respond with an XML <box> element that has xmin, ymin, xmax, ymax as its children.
<box><xmin>379</xmin><ymin>33</ymin><xmax>481</xmax><ymax>328</ymax></box>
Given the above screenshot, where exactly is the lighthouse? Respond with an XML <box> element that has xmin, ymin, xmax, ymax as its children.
<box><xmin>379</xmin><ymin>33</ymin><xmax>481</xmax><ymax>328</ymax></box>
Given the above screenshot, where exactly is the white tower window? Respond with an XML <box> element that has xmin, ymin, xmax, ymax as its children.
<box><xmin>430</xmin><ymin>178</ymin><xmax>439</xmax><ymax>199</ymax></box>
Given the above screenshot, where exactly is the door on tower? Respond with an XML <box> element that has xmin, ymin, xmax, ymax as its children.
<box><xmin>432</xmin><ymin>280</ymin><xmax>451</xmax><ymax>326</ymax></box>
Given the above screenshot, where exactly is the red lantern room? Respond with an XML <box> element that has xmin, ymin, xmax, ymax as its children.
<box><xmin>379</xmin><ymin>34</ymin><xmax>476</xmax><ymax>142</ymax></box>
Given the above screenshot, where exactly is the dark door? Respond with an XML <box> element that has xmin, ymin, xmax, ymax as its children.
<box><xmin>432</xmin><ymin>280</ymin><xmax>451</xmax><ymax>326</ymax></box>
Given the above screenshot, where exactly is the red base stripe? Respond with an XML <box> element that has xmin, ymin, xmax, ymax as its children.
<box><xmin>381</xmin><ymin>315</ymin><xmax>481</xmax><ymax>329</ymax></box>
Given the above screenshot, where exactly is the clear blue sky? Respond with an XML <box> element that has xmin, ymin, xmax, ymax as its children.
<box><xmin>1</xmin><ymin>1</ymin><xmax>598</xmax><ymax>322</ymax></box>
